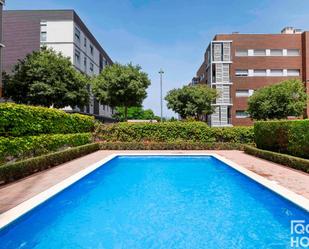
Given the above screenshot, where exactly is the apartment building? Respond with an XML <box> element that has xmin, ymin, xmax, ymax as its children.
<box><xmin>0</xmin><ymin>1</ymin><xmax>4</xmax><ymax>98</ymax></box>
<box><xmin>3</xmin><ymin>10</ymin><xmax>114</xmax><ymax>121</ymax></box>
<box><xmin>193</xmin><ymin>27</ymin><xmax>309</xmax><ymax>126</ymax></box>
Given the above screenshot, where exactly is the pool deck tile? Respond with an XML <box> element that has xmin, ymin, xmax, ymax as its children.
<box><xmin>0</xmin><ymin>150</ymin><xmax>308</xmax><ymax>213</ymax></box>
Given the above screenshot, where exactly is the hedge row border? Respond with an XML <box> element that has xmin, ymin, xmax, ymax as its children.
<box><xmin>0</xmin><ymin>133</ymin><xmax>93</xmax><ymax>164</ymax></box>
<box><xmin>244</xmin><ymin>145</ymin><xmax>309</xmax><ymax>174</ymax></box>
<box><xmin>97</xmin><ymin>122</ymin><xmax>254</xmax><ymax>144</ymax></box>
<box><xmin>0</xmin><ymin>143</ymin><xmax>100</xmax><ymax>185</ymax></box>
<box><xmin>1</xmin><ymin>142</ymin><xmax>307</xmax><ymax>186</ymax></box>
<box><xmin>0</xmin><ymin>103</ymin><xmax>95</xmax><ymax>137</ymax></box>
<box><xmin>254</xmin><ymin>119</ymin><xmax>309</xmax><ymax>159</ymax></box>
<box><xmin>99</xmin><ymin>141</ymin><xmax>246</xmax><ymax>150</ymax></box>
<box><xmin>0</xmin><ymin>142</ymin><xmax>247</xmax><ymax>185</ymax></box>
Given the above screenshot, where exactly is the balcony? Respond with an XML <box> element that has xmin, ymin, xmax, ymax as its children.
<box><xmin>211</xmin><ymin>80</ymin><xmax>232</xmax><ymax>85</ymax></box>
<box><xmin>211</xmin><ymin>74</ymin><xmax>232</xmax><ymax>84</ymax></box>
<box><xmin>211</xmin><ymin>118</ymin><xmax>233</xmax><ymax>127</ymax></box>
<box><xmin>212</xmin><ymin>98</ymin><xmax>233</xmax><ymax>105</ymax></box>
<box><xmin>191</xmin><ymin>77</ymin><xmax>201</xmax><ymax>85</ymax></box>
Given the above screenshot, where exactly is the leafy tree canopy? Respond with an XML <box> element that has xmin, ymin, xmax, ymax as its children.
<box><xmin>113</xmin><ymin>106</ymin><xmax>159</xmax><ymax>121</ymax></box>
<box><xmin>165</xmin><ymin>84</ymin><xmax>218</xmax><ymax>120</ymax></box>
<box><xmin>247</xmin><ymin>79</ymin><xmax>308</xmax><ymax>120</ymax></box>
<box><xmin>92</xmin><ymin>63</ymin><xmax>151</xmax><ymax>120</ymax></box>
<box><xmin>4</xmin><ymin>47</ymin><xmax>89</xmax><ymax>108</ymax></box>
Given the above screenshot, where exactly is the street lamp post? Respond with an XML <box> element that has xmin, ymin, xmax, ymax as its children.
<box><xmin>159</xmin><ymin>69</ymin><xmax>164</xmax><ymax>122</ymax></box>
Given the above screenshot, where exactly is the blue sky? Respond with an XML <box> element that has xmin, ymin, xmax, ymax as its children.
<box><xmin>6</xmin><ymin>0</ymin><xmax>309</xmax><ymax>117</ymax></box>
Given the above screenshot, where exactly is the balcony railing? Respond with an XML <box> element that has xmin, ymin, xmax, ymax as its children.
<box><xmin>212</xmin><ymin>78</ymin><xmax>232</xmax><ymax>84</ymax></box>
<box><xmin>211</xmin><ymin>118</ymin><xmax>233</xmax><ymax>127</ymax></box>
<box><xmin>213</xmin><ymin>98</ymin><xmax>232</xmax><ymax>105</ymax></box>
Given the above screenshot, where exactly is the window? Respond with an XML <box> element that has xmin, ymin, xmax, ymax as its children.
<box><xmin>235</xmin><ymin>49</ymin><xmax>248</xmax><ymax>56</ymax></box>
<box><xmin>90</xmin><ymin>62</ymin><xmax>94</xmax><ymax>72</ymax></box>
<box><xmin>212</xmin><ymin>43</ymin><xmax>222</xmax><ymax>61</ymax></box>
<box><xmin>40</xmin><ymin>21</ymin><xmax>47</xmax><ymax>29</ymax></box>
<box><xmin>84</xmin><ymin>37</ymin><xmax>87</xmax><ymax>47</ymax></box>
<box><xmin>207</xmin><ymin>50</ymin><xmax>211</xmax><ymax>63</ymax></box>
<box><xmin>236</xmin><ymin>90</ymin><xmax>250</xmax><ymax>97</ymax></box>
<box><xmin>102</xmin><ymin>57</ymin><xmax>106</xmax><ymax>67</ymax></box>
<box><xmin>236</xmin><ymin>110</ymin><xmax>249</xmax><ymax>118</ymax></box>
<box><xmin>270</xmin><ymin>49</ymin><xmax>283</xmax><ymax>56</ymax></box>
<box><xmin>40</xmin><ymin>31</ymin><xmax>47</xmax><ymax>42</ymax></box>
<box><xmin>75</xmin><ymin>50</ymin><xmax>81</xmax><ymax>64</ymax></box>
<box><xmin>235</xmin><ymin>69</ymin><xmax>248</xmax><ymax>77</ymax></box>
<box><xmin>84</xmin><ymin>57</ymin><xmax>87</xmax><ymax>68</ymax></box>
<box><xmin>40</xmin><ymin>22</ymin><xmax>47</xmax><ymax>42</ymax></box>
<box><xmin>287</xmin><ymin>49</ymin><xmax>300</xmax><ymax>56</ymax></box>
<box><xmin>287</xmin><ymin>69</ymin><xmax>300</xmax><ymax>76</ymax></box>
<box><xmin>270</xmin><ymin>69</ymin><xmax>283</xmax><ymax>76</ymax></box>
<box><xmin>75</xmin><ymin>27</ymin><xmax>81</xmax><ymax>42</ymax></box>
<box><xmin>90</xmin><ymin>45</ymin><xmax>94</xmax><ymax>55</ymax></box>
<box><xmin>253</xmin><ymin>69</ymin><xmax>267</xmax><ymax>76</ymax></box>
<box><xmin>253</xmin><ymin>49</ymin><xmax>266</xmax><ymax>56</ymax></box>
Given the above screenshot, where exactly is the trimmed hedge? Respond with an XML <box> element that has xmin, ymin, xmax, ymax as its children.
<box><xmin>99</xmin><ymin>141</ymin><xmax>246</xmax><ymax>150</ymax></box>
<box><xmin>244</xmin><ymin>145</ymin><xmax>309</xmax><ymax>174</ymax></box>
<box><xmin>0</xmin><ymin>133</ymin><xmax>93</xmax><ymax>164</ymax></box>
<box><xmin>0</xmin><ymin>143</ymin><xmax>100</xmax><ymax>184</ymax></box>
<box><xmin>0</xmin><ymin>141</ymin><xmax>247</xmax><ymax>184</ymax></box>
<box><xmin>254</xmin><ymin>119</ymin><xmax>309</xmax><ymax>159</ymax></box>
<box><xmin>97</xmin><ymin>122</ymin><xmax>254</xmax><ymax>143</ymax></box>
<box><xmin>0</xmin><ymin>103</ymin><xmax>95</xmax><ymax>136</ymax></box>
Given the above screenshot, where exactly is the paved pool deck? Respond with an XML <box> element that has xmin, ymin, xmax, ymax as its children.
<box><xmin>0</xmin><ymin>150</ymin><xmax>308</xmax><ymax>214</ymax></box>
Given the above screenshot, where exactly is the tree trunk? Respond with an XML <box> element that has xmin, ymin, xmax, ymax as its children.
<box><xmin>124</xmin><ymin>106</ymin><xmax>128</xmax><ymax>121</ymax></box>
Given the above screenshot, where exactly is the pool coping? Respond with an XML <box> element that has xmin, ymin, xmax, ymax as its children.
<box><xmin>0</xmin><ymin>152</ymin><xmax>308</xmax><ymax>229</ymax></box>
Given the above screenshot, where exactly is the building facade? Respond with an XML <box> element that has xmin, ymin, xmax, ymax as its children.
<box><xmin>193</xmin><ymin>27</ymin><xmax>309</xmax><ymax>126</ymax></box>
<box><xmin>3</xmin><ymin>10</ymin><xmax>114</xmax><ymax>120</ymax></box>
<box><xmin>0</xmin><ymin>0</ymin><xmax>5</xmax><ymax>98</ymax></box>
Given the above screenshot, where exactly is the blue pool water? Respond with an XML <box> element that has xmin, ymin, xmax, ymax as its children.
<box><xmin>0</xmin><ymin>156</ymin><xmax>308</xmax><ymax>249</ymax></box>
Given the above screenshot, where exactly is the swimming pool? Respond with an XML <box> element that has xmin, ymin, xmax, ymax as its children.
<box><xmin>0</xmin><ymin>155</ymin><xmax>308</xmax><ymax>248</ymax></box>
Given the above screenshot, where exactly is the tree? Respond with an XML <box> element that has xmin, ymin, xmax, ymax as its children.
<box><xmin>2</xmin><ymin>72</ymin><xmax>11</xmax><ymax>98</ymax></box>
<box><xmin>92</xmin><ymin>63</ymin><xmax>151</xmax><ymax>121</ymax></box>
<box><xmin>247</xmin><ymin>79</ymin><xmax>308</xmax><ymax>120</ymax></box>
<box><xmin>165</xmin><ymin>84</ymin><xmax>218</xmax><ymax>120</ymax></box>
<box><xmin>4</xmin><ymin>47</ymin><xmax>89</xmax><ymax>108</ymax></box>
<box><xmin>113</xmin><ymin>106</ymin><xmax>158</xmax><ymax>121</ymax></box>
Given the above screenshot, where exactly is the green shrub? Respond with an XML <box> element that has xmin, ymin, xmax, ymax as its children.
<box><xmin>244</xmin><ymin>145</ymin><xmax>309</xmax><ymax>173</ymax></box>
<box><xmin>0</xmin><ymin>103</ymin><xmax>95</xmax><ymax>136</ymax></box>
<box><xmin>0</xmin><ymin>143</ymin><xmax>100</xmax><ymax>184</ymax></box>
<box><xmin>97</xmin><ymin>122</ymin><xmax>254</xmax><ymax>143</ymax></box>
<box><xmin>254</xmin><ymin>119</ymin><xmax>309</xmax><ymax>159</ymax></box>
<box><xmin>0</xmin><ymin>133</ymin><xmax>92</xmax><ymax>164</ymax></box>
<box><xmin>287</xmin><ymin>120</ymin><xmax>309</xmax><ymax>159</ymax></box>
<box><xmin>99</xmin><ymin>141</ymin><xmax>246</xmax><ymax>150</ymax></box>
